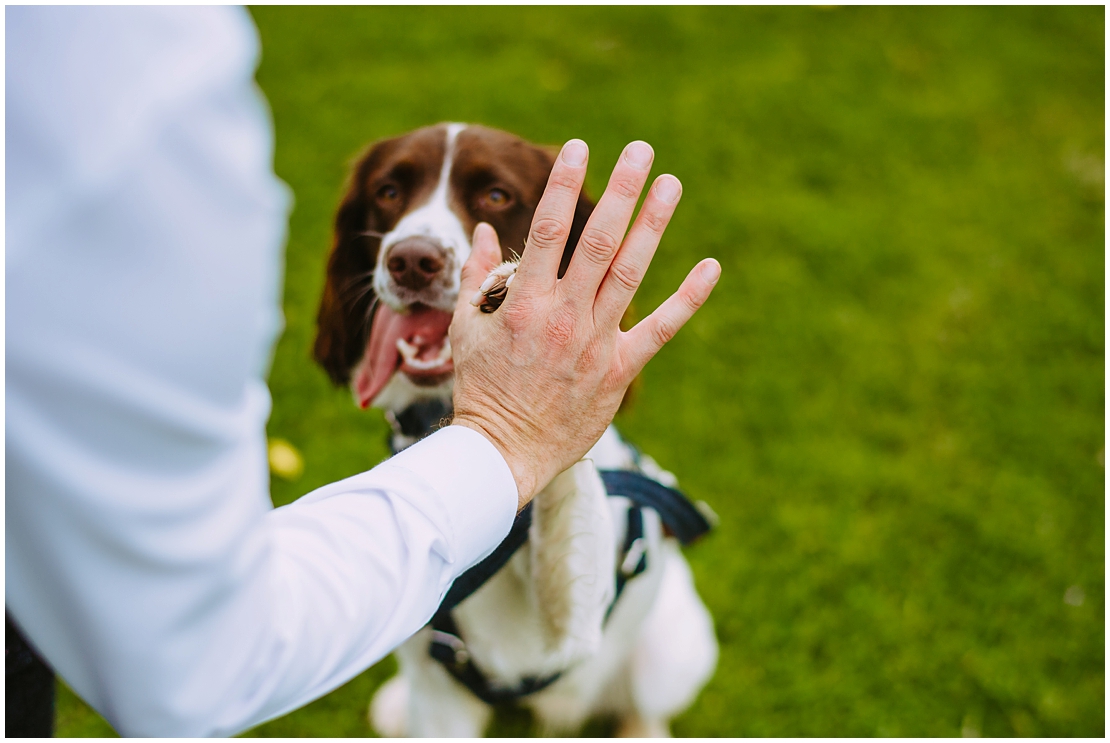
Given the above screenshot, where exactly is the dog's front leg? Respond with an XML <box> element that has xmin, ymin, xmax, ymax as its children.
<box><xmin>529</xmin><ymin>460</ymin><xmax>616</xmax><ymax>667</ymax></box>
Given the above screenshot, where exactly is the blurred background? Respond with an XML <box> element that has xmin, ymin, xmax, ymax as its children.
<box><xmin>56</xmin><ymin>5</ymin><xmax>1103</xmax><ymax>737</ymax></box>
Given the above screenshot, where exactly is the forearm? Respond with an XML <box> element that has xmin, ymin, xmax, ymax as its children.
<box><xmin>248</xmin><ymin>427</ymin><xmax>516</xmax><ymax>731</ymax></box>
<box><xmin>7</xmin><ymin>424</ymin><xmax>514</xmax><ymax>737</ymax></box>
<box><xmin>6</xmin><ymin>5</ymin><xmax>522</xmax><ymax>735</ymax></box>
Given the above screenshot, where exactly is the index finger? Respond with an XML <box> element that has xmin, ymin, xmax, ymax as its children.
<box><xmin>508</xmin><ymin>139</ymin><xmax>590</xmax><ymax>299</ymax></box>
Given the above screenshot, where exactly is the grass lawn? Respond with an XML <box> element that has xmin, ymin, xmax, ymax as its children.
<box><xmin>55</xmin><ymin>6</ymin><xmax>1103</xmax><ymax>737</ymax></box>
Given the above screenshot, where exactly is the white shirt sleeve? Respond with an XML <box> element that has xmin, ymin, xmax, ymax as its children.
<box><xmin>5</xmin><ymin>6</ymin><xmax>518</xmax><ymax>737</ymax></box>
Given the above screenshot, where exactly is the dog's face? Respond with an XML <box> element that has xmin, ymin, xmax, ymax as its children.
<box><xmin>314</xmin><ymin>123</ymin><xmax>593</xmax><ymax>410</ymax></box>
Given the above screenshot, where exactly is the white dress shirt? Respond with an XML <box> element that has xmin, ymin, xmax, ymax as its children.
<box><xmin>6</xmin><ymin>6</ymin><xmax>517</xmax><ymax>736</ymax></box>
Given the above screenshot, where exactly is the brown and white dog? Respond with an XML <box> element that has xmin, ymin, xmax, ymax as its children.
<box><xmin>314</xmin><ymin>123</ymin><xmax>717</xmax><ymax>737</ymax></box>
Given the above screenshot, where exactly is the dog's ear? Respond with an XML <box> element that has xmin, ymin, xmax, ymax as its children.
<box><xmin>314</xmin><ymin>146</ymin><xmax>385</xmax><ymax>386</ymax></box>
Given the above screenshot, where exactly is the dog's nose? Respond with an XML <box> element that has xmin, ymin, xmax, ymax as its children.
<box><xmin>386</xmin><ymin>237</ymin><xmax>447</xmax><ymax>291</ymax></box>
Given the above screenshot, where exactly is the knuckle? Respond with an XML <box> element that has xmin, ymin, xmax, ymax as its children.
<box><xmin>579</xmin><ymin>231</ymin><xmax>621</xmax><ymax>263</ymax></box>
<box><xmin>502</xmin><ymin>295</ymin><xmax>535</xmax><ymax>327</ymax></box>
<box><xmin>681</xmin><ymin>289</ymin><xmax>704</xmax><ymax>315</ymax></box>
<box><xmin>576</xmin><ymin>337</ymin><xmax>604</xmax><ymax>370</ymax></box>
<box><xmin>548</xmin><ymin>173</ymin><xmax>581</xmax><ymax>194</ymax></box>
<box><xmin>611</xmin><ymin>176</ymin><xmax>641</xmax><ymax>201</ymax></box>
<box><xmin>641</xmin><ymin>209</ymin><xmax>670</xmax><ymax>236</ymax></box>
<box><xmin>607</xmin><ymin>261</ymin><xmax>641</xmax><ymax>293</ymax></box>
<box><xmin>603</xmin><ymin>366</ymin><xmax>627</xmax><ymax>392</ymax></box>
<box><xmin>529</xmin><ymin>217</ymin><xmax>566</xmax><ymax>249</ymax></box>
<box><xmin>651</xmin><ymin>317</ymin><xmax>678</xmax><ymax>348</ymax></box>
<box><xmin>544</xmin><ymin>310</ymin><xmax>577</xmax><ymax>348</ymax></box>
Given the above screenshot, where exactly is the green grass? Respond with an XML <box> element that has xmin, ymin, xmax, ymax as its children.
<box><xmin>55</xmin><ymin>6</ymin><xmax>1103</xmax><ymax>737</ymax></box>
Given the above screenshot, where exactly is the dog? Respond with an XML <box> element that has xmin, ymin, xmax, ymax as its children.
<box><xmin>314</xmin><ymin>123</ymin><xmax>717</xmax><ymax>737</ymax></box>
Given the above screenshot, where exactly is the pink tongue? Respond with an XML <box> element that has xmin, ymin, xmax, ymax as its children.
<box><xmin>354</xmin><ymin>305</ymin><xmax>453</xmax><ymax>408</ymax></box>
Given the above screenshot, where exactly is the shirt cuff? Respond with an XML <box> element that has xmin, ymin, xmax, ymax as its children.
<box><xmin>386</xmin><ymin>425</ymin><xmax>518</xmax><ymax>572</ymax></box>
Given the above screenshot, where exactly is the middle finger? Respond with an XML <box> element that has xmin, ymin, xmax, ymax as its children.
<box><xmin>558</xmin><ymin>141</ymin><xmax>655</xmax><ymax>306</ymax></box>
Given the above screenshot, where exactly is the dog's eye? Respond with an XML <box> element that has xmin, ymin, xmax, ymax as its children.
<box><xmin>483</xmin><ymin>188</ymin><xmax>511</xmax><ymax>208</ymax></box>
<box><xmin>377</xmin><ymin>184</ymin><xmax>400</xmax><ymax>203</ymax></box>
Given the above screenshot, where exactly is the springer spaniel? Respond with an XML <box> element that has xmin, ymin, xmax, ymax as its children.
<box><xmin>314</xmin><ymin>123</ymin><xmax>717</xmax><ymax>737</ymax></box>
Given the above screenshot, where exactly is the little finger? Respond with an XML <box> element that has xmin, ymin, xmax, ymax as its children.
<box><xmin>618</xmin><ymin>258</ymin><xmax>721</xmax><ymax>381</ymax></box>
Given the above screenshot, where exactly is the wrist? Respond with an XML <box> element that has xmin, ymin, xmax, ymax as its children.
<box><xmin>450</xmin><ymin>418</ymin><xmax>539</xmax><ymax>509</ymax></box>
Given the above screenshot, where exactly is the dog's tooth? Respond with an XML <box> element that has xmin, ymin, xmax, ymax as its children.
<box><xmin>470</xmin><ymin>292</ymin><xmax>486</xmax><ymax>307</ymax></box>
<box><xmin>396</xmin><ymin>338</ymin><xmax>418</xmax><ymax>362</ymax></box>
<box><xmin>505</xmin><ymin>273</ymin><xmax>515</xmax><ymax>288</ymax></box>
<box><xmin>479</xmin><ymin>275</ymin><xmax>498</xmax><ymax>293</ymax></box>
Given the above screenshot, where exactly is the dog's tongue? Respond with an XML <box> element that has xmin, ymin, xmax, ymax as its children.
<box><xmin>355</xmin><ymin>305</ymin><xmax>453</xmax><ymax>408</ymax></box>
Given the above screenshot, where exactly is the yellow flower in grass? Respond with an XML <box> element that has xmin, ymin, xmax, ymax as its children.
<box><xmin>268</xmin><ymin>438</ymin><xmax>304</xmax><ymax>480</ymax></box>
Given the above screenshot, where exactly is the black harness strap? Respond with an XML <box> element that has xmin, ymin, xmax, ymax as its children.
<box><xmin>427</xmin><ymin>502</ymin><xmax>564</xmax><ymax>703</ymax></box>
<box><xmin>386</xmin><ymin>402</ymin><xmax>715</xmax><ymax>707</ymax></box>
<box><xmin>599</xmin><ymin>470</ymin><xmax>712</xmax><ymax>546</ymax></box>
<box><xmin>435</xmin><ymin>471</ymin><xmax>710</xmax><ymax>619</ymax></box>
<box><xmin>426</xmin><ymin>471</ymin><xmax>709</xmax><ymax>706</ymax></box>
<box><xmin>428</xmin><ymin>610</ymin><xmax>562</xmax><ymax>705</ymax></box>
<box><xmin>428</xmin><ymin>504</ymin><xmax>645</xmax><ymax>706</ymax></box>
<box><xmin>438</xmin><ymin>502</ymin><xmax>533</xmax><ymax>616</ymax></box>
<box><xmin>606</xmin><ymin>503</ymin><xmax>648</xmax><ymax>622</ymax></box>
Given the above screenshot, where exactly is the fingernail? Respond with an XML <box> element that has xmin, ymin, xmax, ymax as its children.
<box><xmin>623</xmin><ymin>141</ymin><xmax>653</xmax><ymax>170</ymax></box>
<box><xmin>479</xmin><ymin>275</ymin><xmax>497</xmax><ymax>292</ymax></box>
<box><xmin>561</xmin><ymin>139</ymin><xmax>588</xmax><ymax>166</ymax></box>
<box><xmin>654</xmin><ymin>175</ymin><xmax>681</xmax><ymax>204</ymax></box>
<box><xmin>701</xmin><ymin>259</ymin><xmax>721</xmax><ymax>285</ymax></box>
<box><xmin>470</xmin><ymin>292</ymin><xmax>486</xmax><ymax>306</ymax></box>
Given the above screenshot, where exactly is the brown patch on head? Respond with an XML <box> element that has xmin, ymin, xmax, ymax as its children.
<box><xmin>314</xmin><ymin>123</ymin><xmax>596</xmax><ymax>387</ymax></box>
<box><xmin>450</xmin><ymin>126</ymin><xmax>593</xmax><ymax>275</ymax></box>
<box><xmin>314</xmin><ymin>125</ymin><xmax>449</xmax><ymax>385</ymax></box>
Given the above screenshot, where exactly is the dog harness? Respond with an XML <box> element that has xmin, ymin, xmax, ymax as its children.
<box><xmin>427</xmin><ymin>473</ymin><xmax>712</xmax><ymax>704</ymax></box>
<box><xmin>387</xmin><ymin>401</ymin><xmax>715</xmax><ymax>705</ymax></box>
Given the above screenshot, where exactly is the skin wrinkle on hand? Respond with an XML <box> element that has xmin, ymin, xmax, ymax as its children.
<box><xmin>448</xmin><ymin>139</ymin><xmax>721</xmax><ymax>508</ymax></box>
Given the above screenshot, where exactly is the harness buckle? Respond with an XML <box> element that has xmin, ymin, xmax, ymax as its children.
<box><xmin>621</xmin><ymin>537</ymin><xmax>646</xmax><ymax>577</ymax></box>
<box><xmin>430</xmin><ymin>630</ymin><xmax>470</xmax><ymax>668</ymax></box>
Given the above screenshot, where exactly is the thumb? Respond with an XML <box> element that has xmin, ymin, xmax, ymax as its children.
<box><xmin>459</xmin><ymin>222</ymin><xmax>503</xmax><ymax>304</ymax></box>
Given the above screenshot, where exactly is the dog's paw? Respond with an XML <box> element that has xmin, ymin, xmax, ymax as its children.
<box><xmin>471</xmin><ymin>261</ymin><xmax>518</xmax><ymax>313</ymax></box>
<box><xmin>369</xmin><ymin>674</ymin><xmax>410</xmax><ymax>737</ymax></box>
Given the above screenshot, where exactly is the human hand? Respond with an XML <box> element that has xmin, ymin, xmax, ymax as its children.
<box><xmin>449</xmin><ymin>139</ymin><xmax>721</xmax><ymax>508</ymax></box>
